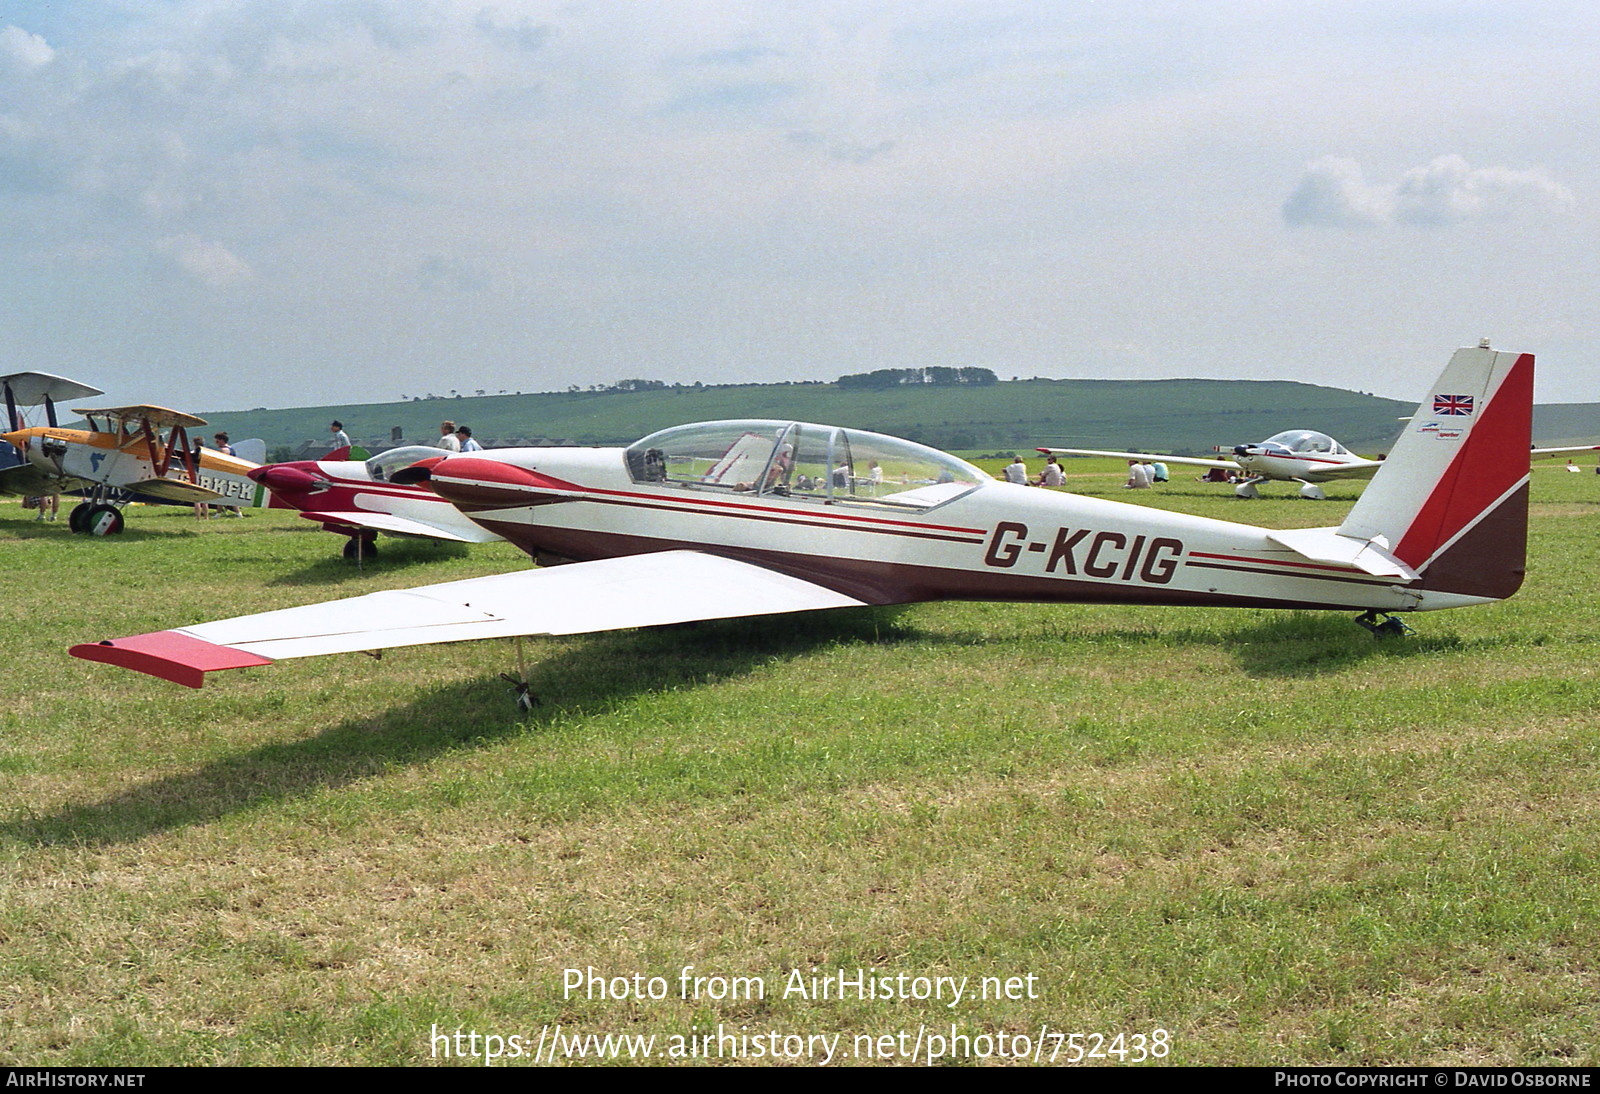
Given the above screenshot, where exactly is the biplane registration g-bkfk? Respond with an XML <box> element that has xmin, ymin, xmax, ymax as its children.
<box><xmin>73</xmin><ymin>344</ymin><xmax>1532</xmax><ymax>702</ymax></box>
<box><xmin>3</xmin><ymin>402</ymin><xmax>265</xmax><ymax>533</ymax></box>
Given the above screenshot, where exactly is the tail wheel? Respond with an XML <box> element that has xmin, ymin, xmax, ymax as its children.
<box><xmin>68</xmin><ymin>502</ymin><xmax>93</xmax><ymax>533</ymax></box>
<box><xmin>341</xmin><ymin>535</ymin><xmax>379</xmax><ymax>561</ymax></box>
<box><xmin>85</xmin><ymin>503</ymin><xmax>125</xmax><ymax>536</ymax></box>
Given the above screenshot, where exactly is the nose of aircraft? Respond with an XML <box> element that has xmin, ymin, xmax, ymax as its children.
<box><xmin>250</xmin><ymin>464</ymin><xmax>327</xmax><ymax>493</ymax></box>
<box><xmin>427</xmin><ymin>456</ymin><xmax>573</xmax><ymax>509</ymax></box>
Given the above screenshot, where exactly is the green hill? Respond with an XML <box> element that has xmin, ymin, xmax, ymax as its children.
<box><xmin>193</xmin><ymin>378</ymin><xmax>1600</xmax><ymax>458</ymax></box>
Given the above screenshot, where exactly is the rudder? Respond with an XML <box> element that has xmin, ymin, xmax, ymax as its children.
<box><xmin>1338</xmin><ymin>344</ymin><xmax>1533</xmax><ymax>601</ymax></box>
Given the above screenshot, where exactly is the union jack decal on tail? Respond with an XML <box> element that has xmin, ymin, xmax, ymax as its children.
<box><xmin>1433</xmin><ymin>393</ymin><xmax>1475</xmax><ymax>416</ymax></box>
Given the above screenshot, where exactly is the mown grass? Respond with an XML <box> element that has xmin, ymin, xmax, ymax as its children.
<box><xmin>2</xmin><ymin>466</ymin><xmax>1599</xmax><ymax>1066</ymax></box>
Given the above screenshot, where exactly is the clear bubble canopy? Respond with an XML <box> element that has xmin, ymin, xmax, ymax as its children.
<box><xmin>625</xmin><ymin>420</ymin><xmax>988</xmax><ymax>509</ymax></box>
<box><xmin>1257</xmin><ymin>430</ymin><xmax>1349</xmax><ymax>456</ymax></box>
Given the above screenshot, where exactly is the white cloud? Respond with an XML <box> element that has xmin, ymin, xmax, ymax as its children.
<box><xmin>1284</xmin><ymin>154</ymin><xmax>1574</xmax><ymax>229</ymax></box>
<box><xmin>157</xmin><ymin>235</ymin><xmax>254</xmax><ymax>287</ymax></box>
<box><xmin>0</xmin><ymin>25</ymin><xmax>53</xmax><ymax>70</ymax></box>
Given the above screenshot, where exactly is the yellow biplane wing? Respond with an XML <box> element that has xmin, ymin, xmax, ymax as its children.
<box><xmin>73</xmin><ymin>405</ymin><xmax>208</xmax><ymax>430</ymax></box>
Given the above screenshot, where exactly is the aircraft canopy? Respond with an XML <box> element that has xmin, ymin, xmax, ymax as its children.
<box><xmin>1258</xmin><ymin>429</ymin><xmax>1349</xmax><ymax>457</ymax></box>
<box><xmin>366</xmin><ymin>444</ymin><xmax>450</xmax><ymax>482</ymax></box>
<box><xmin>625</xmin><ymin>419</ymin><xmax>987</xmax><ymax>509</ymax></box>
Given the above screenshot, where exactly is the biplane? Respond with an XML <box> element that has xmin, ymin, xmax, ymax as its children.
<box><xmin>73</xmin><ymin>344</ymin><xmax>1533</xmax><ymax>705</ymax></box>
<box><xmin>251</xmin><ymin>444</ymin><xmax>503</xmax><ymax>559</ymax></box>
<box><xmin>3</xmin><ymin>401</ymin><xmax>265</xmax><ymax>534</ymax></box>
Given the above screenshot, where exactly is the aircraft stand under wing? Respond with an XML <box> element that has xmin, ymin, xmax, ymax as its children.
<box><xmin>73</xmin><ymin>344</ymin><xmax>1534</xmax><ymax>694</ymax></box>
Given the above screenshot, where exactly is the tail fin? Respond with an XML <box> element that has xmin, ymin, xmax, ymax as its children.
<box><xmin>1338</xmin><ymin>343</ymin><xmax>1532</xmax><ymax>601</ymax></box>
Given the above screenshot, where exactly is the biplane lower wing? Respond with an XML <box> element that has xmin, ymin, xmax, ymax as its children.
<box><xmin>70</xmin><ymin>550</ymin><xmax>867</xmax><ymax>687</ymax></box>
<box><xmin>298</xmin><ymin>509</ymin><xmax>501</xmax><ymax>543</ymax></box>
<box><xmin>125</xmin><ymin>477</ymin><xmax>223</xmax><ymax>503</ymax></box>
<box><xmin>0</xmin><ymin>464</ymin><xmax>86</xmax><ymax>497</ymax></box>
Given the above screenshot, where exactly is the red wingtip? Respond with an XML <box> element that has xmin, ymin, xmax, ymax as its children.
<box><xmin>70</xmin><ymin>631</ymin><xmax>273</xmax><ymax>689</ymax></box>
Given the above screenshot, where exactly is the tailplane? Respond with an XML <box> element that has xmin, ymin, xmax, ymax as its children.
<box><xmin>1338</xmin><ymin>343</ymin><xmax>1532</xmax><ymax>601</ymax></box>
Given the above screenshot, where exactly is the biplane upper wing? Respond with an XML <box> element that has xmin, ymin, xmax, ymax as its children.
<box><xmin>1</xmin><ymin>372</ymin><xmax>104</xmax><ymax>408</ymax></box>
<box><xmin>73</xmin><ymin>405</ymin><xmax>208</xmax><ymax>430</ymax></box>
<box><xmin>296</xmin><ymin>509</ymin><xmax>502</xmax><ymax>543</ymax></box>
<box><xmin>70</xmin><ymin>550</ymin><xmax>867</xmax><ymax>688</ymax></box>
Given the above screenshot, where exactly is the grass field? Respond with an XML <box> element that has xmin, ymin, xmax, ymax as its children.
<box><xmin>3</xmin><ymin>463</ymin><xmax>1599</xmax><ymax>1066</ymax></box>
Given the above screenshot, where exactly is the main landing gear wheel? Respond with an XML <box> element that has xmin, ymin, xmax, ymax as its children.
<box><xmin>341</xmin><ymin>535</ymin><xmax>379</xmax><ymax>561</ymax></box>
<box><xmin>67</xmin><ymin>502</ymin><xmax>93</xmax><ymax>533</ymax></box>
<box><xmin>83</xmin><ymin>503</ymin><xmax>124</xmax><ymax>536</ymax></box>
<box><xmin>1355</xmin><ymin>610</ymin><xmax>1415</xmax><ymax>639</ymax></box>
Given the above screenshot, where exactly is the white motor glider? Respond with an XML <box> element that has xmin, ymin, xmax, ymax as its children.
<box><xmin>73</xmin><ymin>344</ymin><xmax>1534</xmax><ymax>704</ymax></box>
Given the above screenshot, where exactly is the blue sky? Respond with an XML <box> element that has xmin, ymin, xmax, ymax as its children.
<box><xmin>2</xmin><ymin>1</ymin><xmax>1598</xmax><ymax>411</ymax></box>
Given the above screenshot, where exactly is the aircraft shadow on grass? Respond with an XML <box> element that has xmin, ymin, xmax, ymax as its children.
<box><xmin>8</xmin><ymin>605</ymin><xmax>1507</xmax><ymax>847</ymax></box>
<box><xmin>0</xmin><ymin>514</ymin><xmax>171</xmax><ymax>545</ymax></box>
<box><xmin>1067</xmin><ymin>614</ymin><xmax>1496</xmax><ymax>679</ymax></box>
<box><xmin>261</xmin><ymin>539</ymin><xmax>475</xmax><ymax>588</ymax></box>
<box><xmin>4</xmin><ymin>606</ymin><xmax>918</xmax><ymax>847</ymax></box>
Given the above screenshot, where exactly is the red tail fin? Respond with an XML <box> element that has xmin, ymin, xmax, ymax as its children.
<box><xmin>1339</xmin><ymin>345</ymin><xmax>1532</xmax><ymax>601</ymax></box>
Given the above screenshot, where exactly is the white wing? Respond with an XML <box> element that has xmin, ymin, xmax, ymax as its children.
<box><xmin>1039</xmin><ymin>447</ymin><xmax>1237</xmax><ymax>470</ymax></box>
<box><xmin>298</xmin><ymin>509</ymin><xmax>502</xmax><ymax>543</ymax></box>
<box><xmin>71</xmin><ymin>551</ymin><xmax>867</xmax><ymax>688</ymax></box>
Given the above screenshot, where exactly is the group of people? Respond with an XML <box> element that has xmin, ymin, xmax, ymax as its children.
<box><xmin>1122</xmin><ymin>459</ymin><xmax>1169</xmax><ymax>490</ymax></box>
<box><xmin>999</xmin><ymin>455</ymin><xmax>1069</xmax><ymax>488</ymax></box>
<box><xmin>327</xmin><ymin>419</ymin><xmax>484</xmax><ymax>453</ymax></box>
<box><xmin>999</xmin><ymin>454</ymin><xmax>1170</xmax><ymax>490</ymax></box>
<box><xmin>432</xmin><ymin>420</ymin><xmax>483</xmax><ymax>452</ymax></box>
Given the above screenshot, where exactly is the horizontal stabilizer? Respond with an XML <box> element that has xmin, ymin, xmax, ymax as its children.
<box><xmin>71</xmin><ymin>551</ymin><xmax>868</xmax><ymax>687</ymax></box>
<box><xmin>1266</xmin><ymin>528</ymin><xmax>1417</xmax><ymax>580</ymax></box>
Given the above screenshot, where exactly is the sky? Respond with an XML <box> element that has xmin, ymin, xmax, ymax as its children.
<box><xmin>2</xmin><ymin>1</ymin><xmax>1599</xmax><ymax>411</ymax></box>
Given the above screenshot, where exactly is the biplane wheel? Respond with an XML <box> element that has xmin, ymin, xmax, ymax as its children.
<box><xmin>67</xmin><ymin>502</ymin><xmax>92</xmax><ymax>533</ymax></box>
<box><xmin>342</xmin><ymin>535</ymin><xmax>379</xmax><ymax>561</ymax></box>
<box><xmin>84</xmin><ymin>503</ymin><xmax>124</xmax><ymax>536</ymax></box>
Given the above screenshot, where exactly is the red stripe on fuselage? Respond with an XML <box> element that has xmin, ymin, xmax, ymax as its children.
<box><xmin>430</xmin><ymin>461</ymin><xmax>989</xmax><ymax>538</ymax></box>
<box><xmin>1187</xmin><ymin>550</ymin><xmax>1366</xmax><ymax>575</ymax></box>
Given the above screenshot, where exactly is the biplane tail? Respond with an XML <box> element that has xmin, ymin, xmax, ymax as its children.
<box><xmin>1337</xmin><ymin>343</ymin><xmax>1532</xmax><ymax>602</ymax></box>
